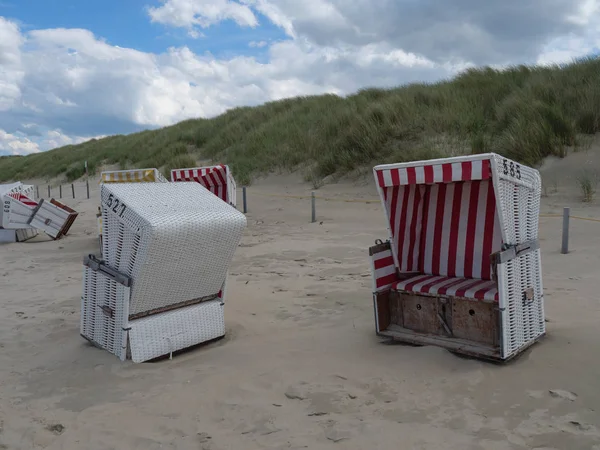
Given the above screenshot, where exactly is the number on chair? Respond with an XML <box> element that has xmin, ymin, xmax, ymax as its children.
<box><xmin>502</xmin><ymin>158</ymin><xmax>521</xmax><ymax>180</ymax></box>
<box><xmin>104</xmin><ymin>194</ymin><xmax>127</xmax><ymax>217</ymax></box>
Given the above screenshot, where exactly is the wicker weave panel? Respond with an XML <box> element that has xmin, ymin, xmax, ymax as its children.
<box><xmin>128</xmin><ymin>299</ymin><xmax>225</xmax><ymax>363</ymax></box>
<box><xmin>80</xmin><ymin>266</ymin><xmax>129</xmax><ymax>361</ymax></box>
<box><xmin>491</xmin><ymin>155</ymin><xmax>545</xmax><ymax>359</ymax></box>
<box><xmin>100</xmin><ymin>182</ymin><xmax>246</xmax><ymax>316</ymax></box>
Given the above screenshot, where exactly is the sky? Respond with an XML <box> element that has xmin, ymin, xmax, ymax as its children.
<box><xmin>0</xmin><ymin>0</ymin><xmax>599</xmax><ymax>156</ymax></box>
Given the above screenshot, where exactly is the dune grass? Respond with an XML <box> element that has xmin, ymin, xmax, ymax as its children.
<box><xmin>1</xmin><ymin>56</ymin><xmax>599</xmax><ymax>186</ymax></box>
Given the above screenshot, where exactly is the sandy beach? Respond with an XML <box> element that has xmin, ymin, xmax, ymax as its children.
<box><xmin>1</xmin><ymin>152</ymin><xmax>600</xmax><ymax>449</ymax></box>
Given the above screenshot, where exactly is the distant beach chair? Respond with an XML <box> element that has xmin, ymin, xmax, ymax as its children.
<box><xmin>369</xmin><ymin>153</ymin><xmax>544</xmax><ymax>362</ymax></box>
<box><xmin>80</xmin><ymin>181</ymin><xmax>247</xmax><ymax>362</ymax></box>
<box><xmin>170</xmin><ymin>164</ymin><xmax>237</xmax><ymax>208</ymax></box>
<box><xmin>0</xmin><ymin>181</ymin><xmax>78</xmax><ymax>242</ymax></box>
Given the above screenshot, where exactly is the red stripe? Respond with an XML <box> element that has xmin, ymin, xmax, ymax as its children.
<box><xmin>442</xmin><ymin>164</ymin><xmax>452</xmax><ymax>183</ymax></box>
<box><xmin>418</xmin><ymin>186</ymin><xmax>431</xmax><ymax>272</ymax></box>
<box><xmin>406</xmin><ymin>185</ymin><xmax>422</xmax><ymax>271</ymax></box>
<box><xmin>376</xmin><ymin>273</ymin><xmax>398</xmax><ymax>288</ymax></box>
<box><xmin>419</xmin><ymin>276</ymin><xmax>447</xmax><ymax>293</ymax></box>
<box><xmin>397</xmin><ymin>187</ymin><xmax>411</xmax><ymax>271</ymax></box>
<box><xmin>376</xmin><ymin>170</ymin><xmax>385</xmax><ymax>188</ymax></box>
<box><xmin>424</xmin><ymin>165</ymin><xmax>434</xmax><ymax>184</ymax></box>
<box><xmin>461</xmin><ymin>161</ymin><xmax>472</xmax><ymax>181</ymax></box>
<box><xmin>391</xmin><ymin>169</ymin><xmax>400</xmax><ymax>186</ymax></box>
<box><xmin>481</xmin><ymin>159</ymin><xmax>490</xmax><ymax>180</ymax></box>
<box><xmin>437</xmin><ymin>277</ymin><xmax>469</xmax><ymax>295</ymax></box>
<box><xmin>454</xmin><ymin>279</ymin><xmax>486</xmax><ymax>298</ymax></box>
<box><xmin>480</xmin><ymin>181</ymin><xmax>496</xmax><ymax>280</ymax></box>
<box><xmin>206</xmin><ymin>172</ymin><xmax>218</xmax><ymax>189</ymax></box>
<box><xmin>463</xmin><ymin>181</ymin><xmax>481</xmax><ymax>278</ymax></box>
<box><xmin>431</xmin><ymin>184</ymin><xmax>446</xmax><ymax>275</ymax></box>
<box><xmin>388</xmin><ymin>186</ymin><xmax>400</xmax><ymax>261</ymax></box>
<box><xmin>214</xmin><ymin>165</ymin><xmax>227</xmax><ymax>186</ymax></box>
<box><xmin>403</xmin><ymin>275</ymin><xmax>430</xmax><ymax>291</ymax></box>
<box><xmin>447</xmin><ymin>183</ymin><xmax>463</xmax><ymax>277</ymax></box>
<box><xmin>406</xmin><ymin>167</ymin><xmax>417</xmax><ymax>185</ymax></box>
<box><xmin>373</xmin><ymin>255</ymin><xmax>394</xmax><ymax>270</ymax></box>
<box><xmin>472</xmin><ymin>284</ymin><xmax>495</xmax><ymax>301</ymax></box>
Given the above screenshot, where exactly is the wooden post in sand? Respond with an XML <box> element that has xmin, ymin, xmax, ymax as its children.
<box><xmin>561</xmin><ymin>207</ymin><xmax>570</xmax><ymax>254</ymax></box>
<box><xmin>72</xmin><ymin>183</ymin><xmax>75</xmax><ymax>199</ymax></box>
<box><xmin>47</xmin><ymin>185</ymin><xmax>51</xmax><ymax>198</ymax></box>
<box><xmin>36</xmin><ymin>185</ymin><xmax>39</xmax><ymax>199</ymax></box>
<box><xmin>59</xmin><ymin>184</ymin><xmax>62</xmax><ymax>199</ymax></box>
<box><xmin>311</xmin><ymin>191</ymin><xmax>316</xmax><ymax>223</ymax></box>
<box><xmin>242</xmin><ymin>186</ymin><xmax>247</xmax><ymax>213</ymax></box>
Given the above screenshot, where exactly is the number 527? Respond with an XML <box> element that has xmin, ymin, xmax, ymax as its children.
<box><xmin>106</xmin><ymin>193</ymin><xmax>127</xmax><ymax>217</ymax></box>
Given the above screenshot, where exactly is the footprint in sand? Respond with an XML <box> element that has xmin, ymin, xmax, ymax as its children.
<box><xmin>548</xmin><ymin>389</ymin><xmax>577</xmax><ymax>401</ymax></box>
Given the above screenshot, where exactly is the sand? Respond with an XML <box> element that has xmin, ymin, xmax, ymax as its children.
<box><xmin>1</xmin><ymin>152</ymin><xmax>600</xmax><ymax>449</ymax></box>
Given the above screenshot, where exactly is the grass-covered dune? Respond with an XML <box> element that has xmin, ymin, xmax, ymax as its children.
<box><xmin>1</xmin><ymin>56</ymin><xmax>598</xmax><ymax>186</ymax></box>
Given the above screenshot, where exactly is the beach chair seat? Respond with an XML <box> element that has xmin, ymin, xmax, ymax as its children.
<box><xmin>392</xmin><ymin>275</ymin><xmax>499</xmax><ymax>302</ymax></box>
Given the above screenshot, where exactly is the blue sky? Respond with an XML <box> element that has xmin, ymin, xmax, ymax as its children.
<box><xmin>0</xmin><ymin>0</ymin><xmax>286</xmax><ymax>58</ymax></box>
<box><xmin>0</xmin><ymin>0</ymin><xmax>598</xmax><ymax>155</ymax></box>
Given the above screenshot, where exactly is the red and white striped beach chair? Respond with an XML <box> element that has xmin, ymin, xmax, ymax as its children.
<box><xmin>170</xmin><ymin>164</ymin><xmax>237</xmax><ymax>208</ymax></box>
<box><xmin>369</xmin><ymin>153</ymin><xmax>544</xmax><ymax>362</ymax></box>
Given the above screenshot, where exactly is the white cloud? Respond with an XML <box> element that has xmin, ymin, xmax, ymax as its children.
<box><xmin>0</xmin><ymin>128</ymin><xmax>96</xmax><ymax>155</ymax></box>
<box><xmin>0</xmin><ymin>1</ymin><xmax>599</xmax><ymax>155</ymax></box>
<box><xmin>148</xmin><ymin>0</ymin><xmax>258</xmax><ymax>35</ymax></box>
<box><xmin>249</xmin><ymin>40</ymin><xmax>267</xmax><ymax>48</ymax></box>
<box><xmin>0</xmin><ymin>130</ymin><xmax>39</xmax><ymax>155</ymax></box>
<box><xmin>0</xmin><ymin>16</ymin><xmax>24</xmax><ymax>111</ymax></box>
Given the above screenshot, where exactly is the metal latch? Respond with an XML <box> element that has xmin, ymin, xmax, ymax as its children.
<box><xmin>99</xmin><ymin>305</ymin><xmax>114</xmax><ymax>318</ymax></box>
<box><xmin>522</xmin><ymin>287</ymin><xmax>534</xmax><ymax>303</ymax></box>
<box><xmin>496</xmin><ymin>240</ymin><xmax>540</xmax><ymax>264</ymax></box>
<box><xmin>83</xmin><ymin>254</ymin><xmax>132</xmax><ymax>287</ymax></box>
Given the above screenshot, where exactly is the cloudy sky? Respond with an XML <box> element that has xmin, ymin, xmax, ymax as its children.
<box><xmin>0</xmin><ymin>0</ymin><xmax>598</xmax><ymax>156</ymax></box>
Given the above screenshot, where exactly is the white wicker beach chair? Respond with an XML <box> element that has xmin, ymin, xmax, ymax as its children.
<box><xmin>80</xmin><ymin>181</ymin><xmax>247</xmax><ymax>362</ymax></box>
<box><xmin>170</xmin><ymin>164</ymin><xmax>237</xmax><ymax>208</ymax></box>
<box><xmin>369</xmin><ymin>153</ymin><xmax>544</xmax><ymax>362</ymax></box>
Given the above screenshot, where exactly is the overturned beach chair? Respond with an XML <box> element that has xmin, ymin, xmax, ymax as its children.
<box><xmin>80</xmin><ymin>181</ymin><xmax>247</xmax><ymax>362</ymax></box>
<box><xmin>170</xmin><ymin>164</ymin><xmax>237</xmax><ymax>208</ymax></box>
<box><xmin>1</xmin><ymin>182</ymin><xmax>78</xmax><ymax>241</ymax></box>
<box><xmin>369</xmin><ymin>153</ymin><xmax>544</xmax><ymax>362</ymax></box>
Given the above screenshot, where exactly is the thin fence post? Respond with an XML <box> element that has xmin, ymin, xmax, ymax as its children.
<box><xmin>561</xmin><ymin>207</ymin><xmax>570</xmax><ymax>254</ymax></box>
<box><xmin>59</xmin><ymin>184</ymin><xmax>62</xmax><ymax>198</ymax></box>
<box><xmin>72</xmin><ymin>183</ymin><xmax>75</xmax><ymax>199</ymax></box>
<box><xmin>311</xmin><ymin>191</ymin><xmax>316</xmax><ymax>223</ymax></box>
<box><xmin>242</xmin><ymin>187</ymin><xmax>247</xmax><ymax>213</ymax></box>
<box><xmin>36</xmin><ymin>185</ymin><xmax>39</xmax><ymax>199</ymax></box>
<box><xmin>86</xmin><ymin>179</ymin><xmax>90</xmax><ymax>199</ymax></box>
<box><xmin>47</xmin><ymin>185</ymin><xmax>51</xmax><ymax>198</ymax></box>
